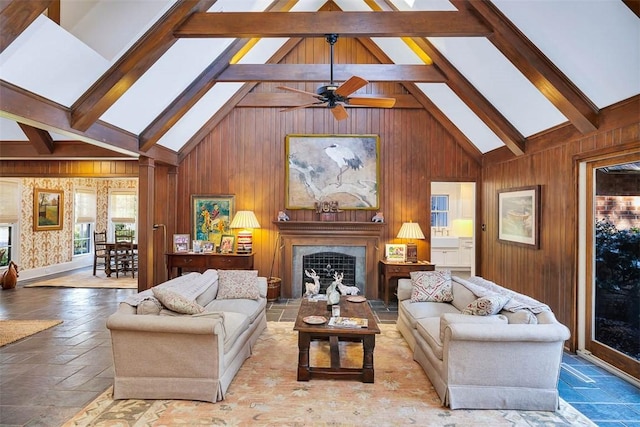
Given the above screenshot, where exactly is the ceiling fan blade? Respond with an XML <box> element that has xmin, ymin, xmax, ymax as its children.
<box><xmin>277</xmin><ymin>85</ymin><xmax>322</xmax><ymax>99</ymax></box>
<box><xmin>334</xmin><ymin>76</ymin><xmax>368</xmax><ymax>97</ymax></box>
<box><xmin>281</xmin><ymin>102</ymin><xmax>325</xmax><ymax>112</ymax></box>
<box><xmin>331</xmin><ymin>104</ymin><xmax>349</xmax><ymax>121</ymax></box>
<box><xmin>348</xmin><ymin>96</ymin><xmax>397</xmax><ymax>108</ymax></box>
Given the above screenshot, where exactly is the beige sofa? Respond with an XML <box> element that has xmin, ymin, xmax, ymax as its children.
<box><xmin>106</xmin><ymin>269</ymin><xmax>267</xmax><ymax>403</ymax></box>
<box><xmin>396</xmin><ymin>273</ymin><xmax>570</xmax><ymax>411</ymax></box>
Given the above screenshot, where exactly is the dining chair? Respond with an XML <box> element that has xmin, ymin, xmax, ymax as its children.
<box><xmin>112</xmin><ymin>239</ymin><xmax>136</xmax><ymax>278</ymax></box>
<box><xmin>93</xmin><ymin>231</ymin><xmax>108</xmax><ymax>276</ymax></box>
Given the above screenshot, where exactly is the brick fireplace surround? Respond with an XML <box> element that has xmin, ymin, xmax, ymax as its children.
<box><xmin>274</xmin><ymin>221</ymin><xmax>385</xmax><ymax>299</ymax></box>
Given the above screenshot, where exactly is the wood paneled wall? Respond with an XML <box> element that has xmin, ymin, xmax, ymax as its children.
<box><xmin>481</xmin><ymin>97</ymin><xmax>640</xmax><ymax>350</ymax></box>
<box><xmin>0</xmin><ymin>159</ymin><xmax>139</xmax><ymax>177</ymax></box>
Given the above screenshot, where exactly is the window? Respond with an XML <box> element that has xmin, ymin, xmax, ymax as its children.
<box><xmin>431</xmin><ymin>195</ymin><xmax>449</xmax><ymax>228</ymax></box>
<box><xmin>109</xmin><ymin>191</ymin><xmax>137</xmax><ymax>241</ymax></box>
<box><xmin>73</xmin><ymin>189</ymin><xmax>96</xmax><ymax>256</ymax></box>
<box><xmin>0</xmin><ymin>180</ymin><xmax>20</xmax><ymax>267</ymax></box>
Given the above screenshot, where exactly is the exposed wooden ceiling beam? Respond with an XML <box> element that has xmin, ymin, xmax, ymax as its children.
<box><xmin>69</xmin><ymin>0</ymin><xmax>218</xmax><ymax>132</ymax></box>
<box><xmin>457</xmin><ymin>0</ymin><xmax>599</xmax><ymax>134</ymax></box>
<box><xmin>175</xmin><ymin>11</ymin><xmax>492</xmax><ymax>38</ymax></box>
<box><xmin>0</xmin><ymin>0</ymin><xmax>52</xmax><ymax>53</ymax></box>
<box><xmin>0</xmin><ymin>141</ymin><xmax>131</xmax><ymax>159</ymax></box>
<box><xmin>1</xmin><ymin>80</ymin><xmax>139</xmax><ymax>156</ymax></box>
<box><xmin>623</xmin><ymin>0</ymin><xmax>640</xmax><ymax>18</ymax></box>
<box><xmin>216</xmin><ymin>64</ymin><xmax>445</xmax><ymax>82</ymax></box>
<box><xmin>17</xmin><ymin>123</ymin><xmax>54</xmax><ymax>154</ymax></box>
<box><xmin>139</xmin><ymin>0</ymin><xmax>301</xmax><ymax>152</ymax></box>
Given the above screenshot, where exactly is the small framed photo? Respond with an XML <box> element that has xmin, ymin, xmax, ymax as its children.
<box><xmin>220</xmin><ymin>234</ymin><xmax>235</xmax><ymax>254</ymax></box>
<box><xmin>385</xmin><ymin>244</ymin><xmax>406</xmax><ymax>262</ymax></box>
<box><xmin>203</xmin><ymin>241</ymin><xmax>215</xmax><ymax>253</ymax></box>
<box><xmin>173</xmin><ymin>234</ymin><xmax>190</xmax><ymax>252</ymax></box>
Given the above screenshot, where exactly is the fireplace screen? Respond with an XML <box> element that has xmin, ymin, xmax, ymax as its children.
<box><xmin>302</xmin><ymin>252</ymin><xmax>357</xmax><ymax>296</ymax></box>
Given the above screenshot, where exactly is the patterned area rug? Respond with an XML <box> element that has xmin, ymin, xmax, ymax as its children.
<box><xmin>23</xmin><ymin>268</ymin><xmax>137</xmax><ymax>289</ymax></box>
<box><xmin>0</xmin><ymin>320</ymin><xmax>63</xmax><ymax>347</ymax></box>
<box><xmin>64</xmin><ymin>323</ymin><xmax>595</xmax><ymax>426</ymax></box>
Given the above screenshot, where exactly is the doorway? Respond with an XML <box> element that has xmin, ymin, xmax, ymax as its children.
<box><xmin>579</xmin><ymin>154</ymin><xmax>640</xmax><ymax>381</ymax></box>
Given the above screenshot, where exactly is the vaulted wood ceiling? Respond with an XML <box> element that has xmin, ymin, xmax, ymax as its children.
<box><xmin>0</xmin><ymin>0</ymin><xmax>638</xmax><ymax>166</ymax></box>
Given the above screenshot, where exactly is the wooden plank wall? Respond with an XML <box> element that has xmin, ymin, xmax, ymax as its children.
<box><xmin>0</xmin><ymin>159</ymin><xmax>139</xmax><ymax>177</ymax></box>
<box><xmin>481</xmin><ymin>97</ymin><xmax>640</xmax><ymax>350</ymax></box>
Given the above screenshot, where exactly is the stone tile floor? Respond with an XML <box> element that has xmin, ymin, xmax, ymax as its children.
<box><xmin>1</xmin><ymin>272</ymin><xmax>638</xmax><ymax>426</ymax></box>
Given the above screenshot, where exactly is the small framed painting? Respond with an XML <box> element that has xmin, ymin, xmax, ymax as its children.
<box><xmin>33</xmin><ymin>188</ymin><xmax>63</xmax><ymax>231</ymax></box>
<box><xmin>385</xmin><ymin>244</ymin><xmax>406</xmax><ymax>262</ymax></box>
<box><xmin>498</xmin><ymin>185</ymin><xmax>541</xmax><ymax>249</ymax></box>
<box><xmin>173</xmin><ymin>234</ymin><xmax>190</xmax><ymax>252</ymax></box>
<box><xmin>220</xmin><ymin>234</ymin><xmax>235</xmax><ymax>254</ymax></box>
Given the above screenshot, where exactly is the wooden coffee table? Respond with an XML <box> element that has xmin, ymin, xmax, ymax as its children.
<box><xmin>293</xmin><ymin>296</ymin><xmax>381</xmax><ymax>383</ymax></box>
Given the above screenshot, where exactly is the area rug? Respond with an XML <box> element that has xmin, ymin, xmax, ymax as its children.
<box><xmin>23</xmin><ymin>268</ymin><xmax>137</xmax><ymax>289</ymax></box>
<box><xmin>0</xmin><ymin>319</ymin><xmax>63</xmax><ymax>347</ymax></box>
<box><xmin>63</xmin><ymin>323</ymin><xmax>595</xmax><ymax>427</ymax></box>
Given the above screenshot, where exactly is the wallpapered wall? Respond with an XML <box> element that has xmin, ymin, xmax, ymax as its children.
<box><xmin>18</xmin><ymin>177</ymin><xmax>137</xmax><ymax>270</ymax></box>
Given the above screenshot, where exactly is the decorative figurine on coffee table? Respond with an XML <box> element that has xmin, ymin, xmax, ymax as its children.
<box><xmin>304</xmin><ymin>269</ymin><xmax>321</xmax><ymax>296</ymax></box>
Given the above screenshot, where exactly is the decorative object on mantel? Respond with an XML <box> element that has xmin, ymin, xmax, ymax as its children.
<box><xmin>1</xmin><ymin>261</ymin><xmax>18</xmax><ymax>290</ymax></box>
<box><xmin>371</xmin><ymin>212</ymin><xmax>384</xmax><ymax>222</ymax></box>
<box><xmin>277</xmin><ymin>210</ymin><xmax>289</xmax><ymax>221</ymax></box>
<box><xmin>304</xmin><ymin>269</ymin><xmax>321</xmax><ymax>296</ymax></box>
<box><xmin>315</xmin><ymin>200</ymin><xmax>342</xmax><ymax>221</ymax></box>
<box><xmin>397</xmin><ymin>221</ymin><xmax>426</xmax><ymax>263</ymax></box>
<box><xmin>230</xmin><ymin>210</ymin><xmax>261</xmax><ymax>254</ymax></box>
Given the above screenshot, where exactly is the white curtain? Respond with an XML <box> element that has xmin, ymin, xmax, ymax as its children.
<box><xmin>110</xmin><ymin>191</ymin><xmax>137</xmax><ymax>223</ymax></box>
<box><xmin>75</xmin><ymin>188</ymin><xmax>96</xmax><ymax>223</ymax></box>
<box><xmin>0</xmin><ymin>180</ymin><xmax>20</xmax><ymax>223</ymax></box>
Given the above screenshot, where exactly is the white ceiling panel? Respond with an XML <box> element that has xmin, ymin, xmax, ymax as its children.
<box><xmin>0</xmin><ymin>15</ymin><xmax>108</xmax><ymax>107</ymax></box>
<box><xmin>428</xmin><ymin>37</ymin><xmax>566</xmax><ymax>137</ymax></box>
<box><xmin>417</xmin><ymin>83</ymin><xmax>504</xmax><ymax>153</ymax></box>
<box><xmin>101</xmin><ymin>38</ymin><xmax>235</xmax><ymax>134</ymax></box>
<box><xmin>156</xmin><ymin>83</ymin><xmax>244</xmax><ymax>151</ymax></box>
<box><xmin>493</xmin><ymin>0</ymin><xmax>640</xmax><ymax>108</ymax></box>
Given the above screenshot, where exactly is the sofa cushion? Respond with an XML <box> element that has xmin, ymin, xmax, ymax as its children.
<box><xmin>205</xmin><ymin>297</ymin><xmax>266</xmax><ymax>324</ymax></box>
<box><xmin>221</xmin><ymin>311</ymin><xmax>250</xmax><ymax>353</ymax></box>
<box><xmin>216</xmin><ymin>270</ymin><xmax>260</xmax><ymax>300</ymax></box>
<box><xmin>450</xmin><ymin>279</ymin><xmax>478</xmax><ymax>312</ymax></box>
<box><xmin>136</xmin><ymin>298</ymin><xmax>162</xmax><ymax>315</ymax></box>
<box><xmin>400</xmin><ymin>299</ymin><xmax>460</xmax><ymax>328</ymax></box>
<box><xmin>410</xmin><ymin>270</ymin><xmax>453</xmax><ymax>303</ymax></box>
<box><xmin>195</xmin><ymin>278</ymin><xmax>219</xmax><ymax>306</ymax></box>
<box><xmin>152</xmin><ymin>288</ymin><xmax>205</xmax><ymax>315</ymax></box>
<box><xmin>439</xmin><ymin>313</ymin><xmax>508</xmax><ymax>341</ymax></box>
<box><xmin>416</xmin><ymin>317</ymin><xmax>443</xmax><ymax>360</ymax></box>
<box><xmin>462</xmin><ymin>293</ymin><xmax>511</xmax><ymax>316</ymax></box>
<box><xmin>499</xmin><ymin>309</ymin><xmax>538</xmax><ymax>324</ymax></box>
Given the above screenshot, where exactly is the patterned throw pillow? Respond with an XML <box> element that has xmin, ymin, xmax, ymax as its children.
<box><xmin>410</xmin><ymin>270</ymin><xmax>454</xmax><ymax>303</ymax></box>
<box><xmin>216</xmin><ymin>270</ymin><xmax>260</xmax><ymax>300</ymax></box>
<box><xmin>462</xmin><ymin>294</ymin><xmax>511</xmax><ymax>316</ymax></box>
<box><xmin>152</xmin><ymin>288</ymin><xmax>205</xmax><ymax>315</ymax></box>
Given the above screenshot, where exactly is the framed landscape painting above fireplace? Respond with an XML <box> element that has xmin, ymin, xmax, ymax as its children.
<box><xmin>285</xmin><ymin>134</ymin><xmax>380</xmax><ymax>210</ymax></box>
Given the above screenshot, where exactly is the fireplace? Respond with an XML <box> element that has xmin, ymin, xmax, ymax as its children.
<box><xmin>275</xmin><ymin>221</ymin><xmax>384</xmax><ymax>299</ymax></box>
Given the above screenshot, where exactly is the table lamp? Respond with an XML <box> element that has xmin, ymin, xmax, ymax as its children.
<box><xmin>230</xmin><ymin>211</ymin><xmax>261</xmax><ymax>254</ymax></box>
<box><xmin>397</xmin><ymin>221</ymin><xmax>425</xmax><ymax>263</ymax></box>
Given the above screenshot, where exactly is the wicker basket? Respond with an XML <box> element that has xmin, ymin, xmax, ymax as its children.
<box><xmin>266</xmin><ymin>277</ymin><xmax>281</xmax><ymax>302</ymax></box>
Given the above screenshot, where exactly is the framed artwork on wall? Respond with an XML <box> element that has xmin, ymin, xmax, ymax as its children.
<box><xmin>498</xmin><ymin>185</ymin><xmax>541</xmax><ymax>249</ymax></box>
<box><xmin>33</xmin><ymin>188</ymin><xmax>63</xmax><ymax>231</ymax></box>
<box><xmin>285</xmin><ymin>134</ymin><xmax>380</xmax><ymax>210</ymax></box>
<box><xmin>191</xmin><ymin>194</ymin><xmax>235</xmax><ymax>247</ymax></box>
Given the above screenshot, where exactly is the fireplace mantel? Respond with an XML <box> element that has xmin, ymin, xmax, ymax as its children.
<box><xmin>275</xmin><ymin>221</ymin><xmax>385</xmax><ymax>298</ymax></box>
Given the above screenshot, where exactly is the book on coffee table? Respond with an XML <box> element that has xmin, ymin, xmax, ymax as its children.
<box><xmin>328</xmin><ymin>317</ymin><xmax>368</xmax><ymax>328</ymax></box>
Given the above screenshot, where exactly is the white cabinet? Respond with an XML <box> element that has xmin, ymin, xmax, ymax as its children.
<box><xmin>431</xmin><ymin>237</ymin><xmax>474</xmax><ymax>274</ymax></box>
<box><xmin>431</xmin><ymin>248</ymin><xmax>460</xmax><ymax>266</ymax></box>
<box><xmin>458</xmin><ymin>238</ymin><xmax>474</xmax><ymax>267</ymax></box>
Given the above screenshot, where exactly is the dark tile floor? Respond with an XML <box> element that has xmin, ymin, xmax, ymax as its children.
<box><xmin>1</xmin><ymin>277</ymin><xmax>639</xmax><ymax>426</ymax></box>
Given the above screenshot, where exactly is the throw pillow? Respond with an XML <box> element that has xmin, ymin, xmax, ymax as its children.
<box><xmin>152</xmin><ymin>287</ymin><xmax>205</xmax><ymax>315</ymax></box>
<box><xmin>462</xmin><ymin>293</ymin><xmax>511</xmax><ymax>316</ymax></box>
<box><xmin>439</xmin><ymin>313</ymin><xmax>508</xmax><ymax>341</ymax></box>
<box><xmin>410</xmin><ymin>270</ymin><xmax>453</xmax><ymax>303</ymax></box>
<box><xmin>136</xmin><ymin>298</ymin><xmax>162</xmax><ymax>315</ymax></box>
<box><xmin>216</xmin><ymin>270</ymin><xmax>260</xmax><ymax>300</ymax></box>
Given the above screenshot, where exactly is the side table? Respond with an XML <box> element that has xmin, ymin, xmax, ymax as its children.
<box><xmin>378</xmin><ymin>260</ymin><xmax>435</xmax><ymax>306</ymax></box>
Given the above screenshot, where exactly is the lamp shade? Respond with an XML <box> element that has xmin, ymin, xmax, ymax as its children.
<box><xmin>229</xmin><ymin>211</ymin><xmax>261</xmax><ymax>229</ymax></box>
<box><xmin>396</xmin><ymin>222</ymin><xmax>425</xmax><ymax>240</ymax></box>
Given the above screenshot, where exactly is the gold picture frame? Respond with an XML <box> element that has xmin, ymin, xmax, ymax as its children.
<box><xmin>285</xmin><ymin>134</ymin><xmax>380</xmax><ymax>210</ymax></box>
<box><xmin>33</xmin><ymin>188</ymin><xmax>63</xmax><ymax>231</ymax></box>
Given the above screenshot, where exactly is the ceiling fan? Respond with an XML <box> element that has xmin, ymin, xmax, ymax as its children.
<box><xmin>277</xmin><ymin>34</ymin><xmax>396</xmax><ymax>121</ymax></box>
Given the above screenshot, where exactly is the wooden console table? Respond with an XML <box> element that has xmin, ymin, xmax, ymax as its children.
<box><xmin>378</xmin><ymin>260</ymin><xmax>435</xmax><ymax>306</ymax></box>
<box><xmin>166</xmin><ymin>252</ymin><xmax>254</xmax><ymax>278</ymax></box>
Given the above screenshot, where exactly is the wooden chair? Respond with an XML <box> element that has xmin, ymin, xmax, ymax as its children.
<box><xmin>112</xmin><ymin>238</ymin><xmax>137</xmax><ymax>278</ymax></box>
<box><xmin>93</xmin><ymin>231</ymin><xmax>108</xmax><ymax>276</ymax></box>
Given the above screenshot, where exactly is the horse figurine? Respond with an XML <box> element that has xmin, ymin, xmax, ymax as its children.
<box><xmin>1</xmin><ymin>261</ymin><xmax>19</xmax><ymax>290</ymax></box>
<box><xmin>304</xmin><ymin>268</ymin><xmax>321</xmax><ymax>296</ymax></box>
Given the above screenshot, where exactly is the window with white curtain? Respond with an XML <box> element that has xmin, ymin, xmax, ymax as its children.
<box><xmin>74</xmin><ymin>188</ymin><xmax>96</xmax><ymax>255</ymax></box>
<box><xmin>0</xmin><ymin>180</ymin><xmax>20</xmax><ymax>267</ymax></box>
<box><xmin>109</xmin><ymin>190</ymin><xmax>137</xmax><ymax>242</ymax></box>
